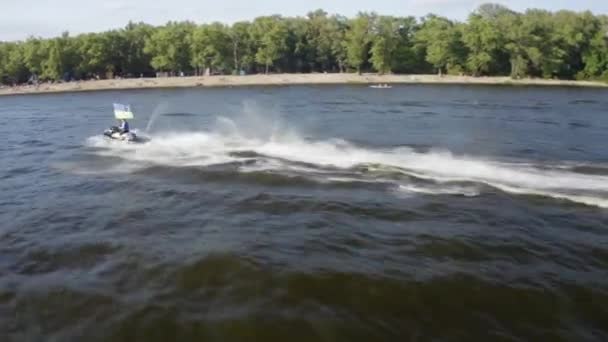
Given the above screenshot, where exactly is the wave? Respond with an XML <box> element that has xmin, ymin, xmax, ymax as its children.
<box><xmin>84</xmin><ymin>116</ymin><xmax>608</xmax><ymax>208</ymax></box>
<box><xmin>398</xmin><ymin>184</ymin><xmax>481</xmax><ymax>197</ymax></box>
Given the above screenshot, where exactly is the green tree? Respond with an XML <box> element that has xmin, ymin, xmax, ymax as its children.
<box><xmin>548</xmin><ymin>11</ymin><xmax>602</xmax><ymax>79</ymax></box>
<box><xmin>251</xmin><ymin>16</ymin><xmax>288</xmax><ymax>74</ymax></box>
<box><xmin>391</xmin><ymin>17</ymin><xmax>426</xmax><ymax>74</ymax></box>
<box><xmin>144</xmin><ymin>21</ymin><xmax>194</xmax><ymax>74</ymax></box>
<box><xmin>415</xmin><ymin>15</ymin><xmax>467</xmax><ymax>75</ymax></box>
<box><xmin>41</xmin><ymin>39</ymin><xmax>62</xmax><ymax>80</ymax></box>
<box><xmin>75</xmin><ymin>33</ymin><xmax>114</xmax><ymax>78</ymax></box>
<box><xmin>501</xmin><ymin>10</ymin><xmax>566</xmax><ymax>78</ymax></box>
<box><xmin>0</xmin><ymin>43</ymin><xmax>28</xmax><ymax>83</ymax></box>
<box><xmin>37</xmin><ymin>32</ymin><xmax>78</xmax><ymax>81</ymax></box>
<box><xmin>369</xmin><ymin>16</ymin><xmax>400</xmax><ymax>74</ymax></box>
<box><xmin>305</xmin><ymin>9</ymin><xmax>344</xmax><ymax>72</ymax></box>
<box><xmin>191</xmin><ymin>23</ymin><xmax>231</xmax><ymax>75</ymax></box>
<box><xmin>344</xmin><ymin>13</ymin><xmax>373</xmax><ymax>74</ymax></box>
<box><xmin>1</xmin><ymin>7</ymin><xmax>608</xmax><ymax>84</ymax></box>
<box><xmin>22</xmin><ymin>37</ymin><xmax>46</xmax><ymax>77</ymax></box>
<box><xmin>580</xmin><ymin>22</ymin><xmax>608</xmax><ymax>80</ymax></box>
<box><xmin>0</xmin><ymin>44</ymin><xmax>6</xmax><ymax>81</ymax></box>
<box><xmin>121</xmin><ymin>22</ymin><xmax>155</xmax><ymax>76</ymax></box>
<box><xmin>477</xmin><ymin>3</ymin><xmax>514</xmax><ymax>19</ymax></box>
<box><xmin>462</xmin><ymin>12</ymin><xmax>504</xmax><ymax>75</ymax></box>
<box><xmin>229</xmin><ymin>21</ymin><xmax>255</xmax><ymax>74</ymax></box>
<box><xmin>329</xmin><ymin>15</ymin><xmax>349</xmax><ymax>73</ymax></box>
<box><xmin>497</xmin><ymin>12</ymin><xmax>528</xmax><ymax>78</ymax></box>
<box><xmin>525</xmin><ymin>10</ymin><xmax>566</xmax><ymax>78</ymax></box>
<box><xmin>283</xmin><ymin>16</ymin><xmax>310</xmax><ymax>72</ymax></box>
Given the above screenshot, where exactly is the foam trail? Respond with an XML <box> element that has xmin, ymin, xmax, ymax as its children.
<box><xmin>254</xmin><ymin>140</ymin><xmax>608</xmax><ymax>191</ymax></box>
<box><xmin>399</xmin><ymin>184</ymin><xmax>480</xmax><ymax>197</ymax></box>
<box><xmin>85</xmin><ymin>116</ymin><xmax>608</xmax><ymax>208</ymax></box>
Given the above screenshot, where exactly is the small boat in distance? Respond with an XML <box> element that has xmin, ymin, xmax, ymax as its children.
<box><xmin>370</xmin><ymin>84</ymin><xmax>392</xmax><ymax>89</ymax></box>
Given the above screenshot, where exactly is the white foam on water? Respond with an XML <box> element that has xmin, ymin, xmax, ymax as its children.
<box><xmin>398</xmin><ymin>184</ymin><xmax>481</xmax><ymax>197</ymax></box>
<box><xmin>85</xmin><ymin>115</ymin><xmax>608</xmax><ymax>208</ymax></box>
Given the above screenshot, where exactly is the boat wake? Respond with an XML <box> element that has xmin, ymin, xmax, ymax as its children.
<box><xmin>84</xmin><ymin>116</ymin><xmax>608</xmax><ymax>208</ymax></box>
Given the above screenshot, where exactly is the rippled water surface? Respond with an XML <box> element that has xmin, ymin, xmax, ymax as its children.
<box><xmin>1</xmin><ymin>84</ymin><xmax>608</xmax><ymax>341</ymax></box>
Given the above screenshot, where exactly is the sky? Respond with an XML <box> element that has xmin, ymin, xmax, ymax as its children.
<box><xmin>1</xmin><ymin>0</ymin><xmax>607</xmax><ymax>41</ymax></box>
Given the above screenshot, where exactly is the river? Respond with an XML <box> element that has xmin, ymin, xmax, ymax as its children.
<box><xmin>1</xmin><ymin>84</ymin><xmax>608</xmax><ymax>341</ymax></box>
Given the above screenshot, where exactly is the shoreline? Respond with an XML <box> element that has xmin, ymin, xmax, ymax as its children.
<box><xmin>1</xmin><ymin>73</ymin><xmax>607</xmax><ymax>97</ymax></box>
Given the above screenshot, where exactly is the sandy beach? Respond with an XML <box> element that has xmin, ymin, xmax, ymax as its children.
<box><xmin>0</xmin><ymin>73</ymin><xmax>606</xmax><ymax>96</ymax></box>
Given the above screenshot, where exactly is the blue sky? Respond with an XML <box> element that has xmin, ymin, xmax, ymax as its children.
<box><xmin>1</xmin><ymin>0</ymin><xmax>607</xmax><ymax>41</ymax></box>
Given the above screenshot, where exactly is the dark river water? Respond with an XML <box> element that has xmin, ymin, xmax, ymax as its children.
<box><xmin>1</xmin><ymin>84</ymin><xmax>608</xmax><ymax>341</ymax></box>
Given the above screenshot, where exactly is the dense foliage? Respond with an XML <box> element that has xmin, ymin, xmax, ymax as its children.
<box><xmin>0</xmin><ymin>4</ymin><xmax>607</xmax><ymax>84</ymax></box>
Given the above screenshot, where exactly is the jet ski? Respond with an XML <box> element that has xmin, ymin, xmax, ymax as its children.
<box><xmin>102</xmin><ymin>103</ymin><xmax>147</xmax><ymax>143</ymax></box>
<box><xmin>103</xmin><ymin>126</ymin><xmax>138</xmax><ymax>142</ymax></box>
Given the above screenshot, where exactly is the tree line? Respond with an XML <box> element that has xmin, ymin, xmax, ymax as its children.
<box><xmin>0</xmin><ymin>3</ymin><xmax>607</xmax><ymax>85</ymax></box>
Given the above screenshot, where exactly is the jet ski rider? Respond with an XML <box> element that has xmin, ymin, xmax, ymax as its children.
<box><xmin>118</xmin><ymin>119</ymin><xmax>129</xmax><ymax>133</ymax></box>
